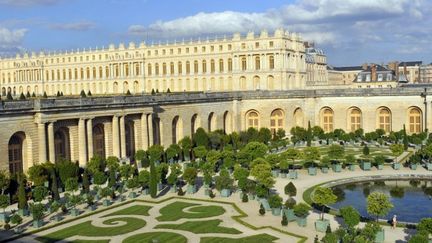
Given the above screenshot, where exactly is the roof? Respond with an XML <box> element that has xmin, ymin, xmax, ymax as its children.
<box><xmin>332</xmin><ymin>66</ymin><xmax>363</xmax><ymax>71</ymax></box>
<box><xmin>398</xmin><ymin>61</ymin><xmax>422</xmax><ymax>67</ymax></box>
<box><xmin>360</xmin><ymin>64</ymin><xmax>390</xmax><ymax>73</ymax></box>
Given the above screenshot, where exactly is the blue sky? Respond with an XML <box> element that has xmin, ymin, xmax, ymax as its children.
<box><xmin>0</xmin><ymin>0</ymin><xmax>431</xmax><ymax>66</ymax></box>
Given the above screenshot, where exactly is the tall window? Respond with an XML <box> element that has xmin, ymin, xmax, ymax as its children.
<box><xmin>186</xmin><ymin>61</ymin><xmax>190</xmax><ymax>74</ymax></box>
<box><xmin>8</xmin><ymin>134</ymin><xmax>23</xmax><ymax>174</ymax></box>
<box><xmin>194</xmin><ymin>61</ymin><xmax>199</xmax><ymax>74</ymax></box>
<box><xmin>322</xmin><ymin>108</ymin><xmax>334</xmax><ymax>132</ymax></box>
<box><xmin>155</xmin><ymin>63</ymin><xmax>159</xmax><ymax>75</ymax></box>
<box><xmin>241</xmin><ymin>57</ymin><xmax>247</xmax><ymax>71</ymax></box>
<box><xmin>170</xmin><ymin>62</ymin><xmax>174</xmax><ymax>75</ymax></box>
<box><xmin>210</xmin><ymin>59</ymin><xmax>215</xmax><ymax>73</ymax></box>
<box><xmin>349</xmin><ymin>108</ymin><xmax>362</xmax><ymax>132</ymax></box>
<box><xmin>125</xmin><ymin>64</ymin><xmax>129</xmax><ymax>76</ymax></box>
<box><xmin>99</xmin><ymin>67</ymin><xmax>103</xmax><ymax>78</ymax></box>
<box><xmin>115</xmin><ymin>65</ymin><xmax>119</xmax><ymax>77</ymax></box>
<box><xmin>378</xmin><ymin>108</ymin><xmax>391</xmax><ymax>133</ymax></box>
<box><xmin>247</xmin><ymin>111</ymin><xmax>259</xmax><ymax>129</ymax></box>
<box><xmin>255</xmin><ymin>56</ymin><xmax>260</xmax><ymax>70</ymax></box>
<box><xmin>219</xmin><ymin>59</ymin><xmax>224</xmax><ymax>72</ymax></box>
<box><xmin>178</xmin><ymin>62</ymin><xmax>182</xmax><ymax>74</ymax></box>
<box><xmin>409</xmin><ymin>108</ymin><xmax>421</xmax><ymax>133</ymax></box>
<box><xmin>163</xmin><ymin>63</ymin><xmax>167</xmax><ymax>75</ymax></box>
<box><xmin>228</xmin><ymin>58</ymin><xmax>233</xmax><ymax>71</ymax></box>
<box><xmin>269</xmin><ymin>55</ymin><xmax>275</xmax><ymax>69</ymax></box>
<box><xmin>202</xmin><ymin>60</ymin><xmax>207</xmax><ymax>73</ymax></box>
<box><xmin>135</xmin><ymin>63</ymin><xmax>140</xmax><ymax>76</ymax></box>
<box><xmin>148</xmin><ymin>64</ymin><xmax>152</xmax><ymax>75</ymax></box>
<box><xmin>105</xmin><ymin>67</ymin><xmax>109</xmax><ymax>78</ymax></box>
<box><xmin>270</xmin><ymin>109</ymin><xmax>284</xmax><ymax>135</ymax></box>
<box><xmin>92</xmin><ymin>67</ymin><xmax>96</xmax><ymax>79</ymax></box>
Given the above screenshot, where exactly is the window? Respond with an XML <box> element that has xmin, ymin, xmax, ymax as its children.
<box><xmin>163</xmin><ymin>63</ymin><xmax>167</xmax><ymax>75</ymax></box>
<box><xmin>219</xmin><ymin>45</ymin><xmax>223</xmax><ymax>51</ymax></box>
<box><xmin>269</xmin><ymin>41</ymin><xmax>274</xmax><ymax>47</ymax></box>
<box><xmin>202</xmin><ymin>60</ymin><xmax>207</xmax><ymax>73</ymax></box>
<box><xmin>241</xmin><ymin>57</ymin><xmax>247</xmax><ymax>71</ymax></box>
<box><xmin>378</xmin><ymin>74</ymin><xmax>383</xmax><ymax>81</ymax></box>
<box><xmin>155</xmin><ymin>63</ymin><xmax>159</xmax><ymax>75</ymax></box>
<box><xmin>228</xmin><ymin>58</ymin><xmax>233</xmax><ymax>72</ymax></box>
<box><xmin>247</xmin><ymin>111</ymin><xmax>259</xmax><ymax>129</ymax></box>
<box><xmin>255</xmin><ymin>42</ymin><xmax>260</xmax><ymax>48</ymax></box>
<box><xmin>135</xmin><ymin>64</ymin><xmax>140</xmax><ymax>76</ymax></box>
<box><xmin>194</xmin><ymin>47</ymin><xmax>198</xmax><ymax>53</ymax></box>
<box><xmin>366</xmin><ymin>74</ymin><xmax>371</xmax><ymax>82</ymax></box>
<box><xmin>322</xmin><ymin>108</ymin><xmax>334</xmax><ymax>132</ymax></box>
<box><xmin>387</xmin><ymin>74</ymin><xmax>392</xmax><ymax>81</ymax></box>
<box><xmin>210</xmin><ymin>59</ymin><xmax>215</xmax><ymax>73</ymax></box>
<box><xmin>186</xmin><ymin>47</ymin><xmax>189</xmax><ymax>53</ymax></box>
<box><xmin>241</xmin><ymin>43</ymin><xmax>246</xmax><ymax>49</ymax></box>
<box><xmin>269</xmin><ymin>55</ymin><xmax>274</xmax><ymax>69</ymax></box>
<box><xmin>147</xmin><ymin>64</ymin><xmax>152</xmax><ymax>75</ymax></box>
<box><xmin>211</xmin><ymin>46</ymin><xmax>214</xmax><ymax>52</ymax></box>
<box><xmin>194</xmin><ymin>61</ymin><xmax>198</xmax><ymax>73</ymax></box>
<box><xmin>349</xmin><ymin>108</ymin><xmax>362</xmax><ymax>132</ymax></box>
<box><xmin>255</xmin><ymin>56</ymin><xmax>260</xmax><ymax>70</ymax></box>
<box><xmin>270</xmin><ymin>109</ymin><xmax>284</xmax><ymax>135</ymax></box>
<box><xmin>177</xmin><ymin>48</ymin><xmax>181</xmax><ymax>54</ymax></box>
<box><xmin>170</xmin><ymin>62</ymin><xmax>174</xmax><ymax>75</ymax></box>
<box><xmin>409</xmin><ymin>108</ymin><xmax>421</xmax><ymax>133</ymax></box>
<box><xmin>178</xmin><ymin>62</ymin><xmax>182</xmax><ymax>74</ymax></box>
<box><xmin>357</xmin><ymin>75</ymin><xmax>362</xmax><ymax>82</ymax></box>
<box><xmin>186</xmin><ymin>61</ymin><xmax>190</xmax><ymax>74</ymax></box>
<box><xmin>219</xmin><ymin>59</ymin><xmax>224</xmax><ymax>72</ymax></box>
<box><xmin>202</xmin><ymin>46</ymin><xmax>206</xmax><ymax>52</ymax></box>
<box><xmin>378</xmin><ymin>108</ymin><xmax>391</xmax><ymax>133</ymax></box>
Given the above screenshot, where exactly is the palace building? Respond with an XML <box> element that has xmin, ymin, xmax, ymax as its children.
<box><xmin>0</xmin><ymin>30</ymin><xmax>429</xmax><ymax>175</ymax></box>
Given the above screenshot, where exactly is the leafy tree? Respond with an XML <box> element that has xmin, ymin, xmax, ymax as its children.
<box><xmin>148</xmin><ymin>145</ymin><xmax>164</xmax><ymax>162</ymax></box>
<box><xmin>233</xmin><ymin>164</ymin><xmax>249</xmax><ymax>181</ymax></box>
<box><xmin>149</xmin><ymin>160</ymin><xmax>157</xmax><ymax>198</ymax></box>
<box><xmin>19</xmin><ymin>92</ymin><xmax>26</xmax><ymax>100</ymax></box>
<box><xmin>0</xmin><ymin>170</ymin><xmax>10</xmax><ymax>195</ymax></box>
<box><xmin>312</xmin><ymin>187</ymin><xmax>337</xmax><ymax>220</ymax></box>
<box><xmin>183</xmin><ymin>167</ymin><xmax>198</xmax><ymax>185</ymax></box>
<box><xmin>179</xmin><ymin>136</ymin><xmax>192</xmax><ymax>159</ymax></box>
<box><xmin>167</xmin><ymin>164</ymin><xmax>181</xmax><ymax>186</ymax></box>
<box><xmin>134</xmin><ymin>150</ymin><xmax>147</xmax><ymax>164</ymax></box>
<box><xmin>29</xmin><ymin>203</ymin><xmax>45</xmax><ymax>221</ymax></box>
<box><xmin>417</xmin><ymin>218</ymin><xmax>432</xmax><ymax>234</ymax></box>
<box><xmin>108</xmin><ymin>169</ymin><xmax>116</xmax><ymax>188</ymax></box>
<box><xmin>367</xmin><ymin>192</ymin><xmax>393</xmax><ymax>221</ymax></box>
<box><xmin>306</xmin><ymin>121</ymin><xmax>312</xmax><ymax>146</ymax></box>
<box><xmin>151</xmin><ymin>89</ymin><xmax>155</xmax><ymax>95</ymax></box>
<box><xmin>304</xmin><ymin>147</ymin><xmax>321</xmax><ymax>161</ymax></box>
<box><xmin>82</xmin><ymin>169</ymin><xmax>90</xmax><ymax>193</ymax></box>
<box><xmin>345</xmin><ymin>154</ymin><xmax>356</xmax><ymax>165</ymax></box>
<box><xmin>28</xmin><ymin>164</ymin><xmax>48</xmax><ymax>186</ymax></box>
<box><xmin>239</xmin><ymin>142</ymin><xmax>268</xmax><ymax>166</ymax></box>
<box><xmin>93</xmin><ymin>171</ymin><xmax>107</xmax><ymax>186</ymax></box>
<box><xmin>138</xmin><ymin>170</ymin><xmax>150</xmax><ymax>188</ymax></box>
<box><xmin>279</xmin><ymin>160</ymin><xmax>289</xmax><ymax>173</ymax></box>
<box><xmin>26</xmin><ymin>91</ymin><xmax>31</xmax><ymax>98</ymax></box>
<box><xmin>6</xmin><ymin>91</ymin><xmax>13</xmax><ymax>100</ymax></box>
<box><xmin>276</xmin><ymin>128</ymin><xmax>286</xmax><ymax>140</ymax></box>
<box><xmin>284</xmin><ymin>182</ymin><xmax>297</xmax><ymax>197</ymax></box>
<box><xmin>49</xmin><ymin>167</ymin><xmax>60</xmax><ymax>201</ymax></box>
<box><xmin>293</xmin><ymin>203</ymin><xmax>311</xmax><ymax>218</ymax></box>
<box><xmin>339</xmin><ymin>206</ymin><xmax>360</xmax><ymax>229</ymax></box>
<box><xmin>17</xmin><ymin>175</ymin><xmax>28</xmax><ymax>210</ymax></box>
<box><xmin>57</xmin><ymin>159</ymin><xmax>79</xmax><ymax>186</ymax></box>
<box><xmin>106</xmin><ymin>156</ymin><xmax>120</xmax><ymax>172</ymax></box>
<box><xmin>119</xmin><ymin>164</ymin><xmax>134</xmax><ymax>181</ymax></box>
<box><xmin>193</xmin><ymin>146</ymin><xmax>207</xmax><ymax>160</ymax></box>
<box><xmin>268</xmin><ymin>194</ymin><xmax>283</xmax><ymax>209</ymax></box>
<box><xmin>10</xmin><ymin>213</ymin><xmax>22</xmax><ymax>227</ymax></box>
<box><xmin>208</xmin><ymin>132</ymin><xmax>222</xmax><ymax>149</ymax></box>
<box><xmin>166</xmin><ymin>144</ymin><xmax>179</xmax><ymax>161</ymax></box>
<box><xmin>285</xmin><ymin>197</ymin><xmax>296</xmax><ymax>209</ymax></box>
<box><xmin>214</xmin><ymin>169</ymin><xmax>233</xmax><ymax>191</ymax></box>
<box><xmin>65</xmin><ymin>177</ymin><xmax>79</xmax><ymax>193</ymax></box>
<box><xmin>328</xmin><ymin>144</ymin><xmax>345</xmax><ymax>159</ymax></box>
<box><xmin>221</xmin><ymin>149</ymin><xmax>235</xmax><ymax>169</ymax></box>
<box><xmin>87</xmin><ymin>156</ymin><xmax>106</xmax><ymax>174</ymax></box>
<box><xmin>390</xmin><ymin>144</ymin><xmax>404</xmax><ymax>161</ymax></box>
<box><xmin>363</xmin><ymin>145</ymin><xmax>370</xmax><ymax>156</ymax></box>
<box><xmin>193</xmin><ymin>128</ymin><xmax>209</xmax><ymax>147</ymax></box>
<box><xmin>126</xmin><ymin>90</ymin><xmax>132</xmax><ymax>95</ymax></box>
<box><xmin>242</xmin><ymin>193</ymin><xmax>249</xmax><ymax>203</ymax></box>
<box><xmin>250</xmin><ymin>159</ymin><xmax>274</xmax><ymax>189</ymax></box>
<box><xmin>126</xmin><ymin>177</ymin><xmax>139</xmax><ymax>191</ymax></box>
<box><xmin>374</xmin><ymin>155</ymin><xmax>386</xmax><ymax>165</ymax></box>
<box><xmin>87</xmin><ymin>90</ymin><xmax>92</xmax><ymax>96</ymax></box>
<box><xmin>32</xmin><ymin>92</ymin><xmax>36</xmax><ymax>97</ymax></box>
<box><xmin>258</xmin><ymin>127</ymin><xmax>272</xmax><ymax>144</ymax></box>
<box><xmin>80</xmin><ymin>90</ymin><xmax>86</xmax><ymax>97</ymax></box>
<box><xmin>32</xmin><ymin>186</ymin><xmax>48</xmax><ymax>203</ymax></box>
<box><xmin>156</xmin><ymin>163</ymin><xmax>169</xmax><ymax>184</ymax></box>
<box><xmin>0</xmin><ymin>194</ymin><xmax>9</xmax><ymax>213</ymax></box>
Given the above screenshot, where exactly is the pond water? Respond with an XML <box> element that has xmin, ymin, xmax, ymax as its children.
<box><xmin>330</xmin><ymin>180</ymin><xmax>432</xmax><ymax>223</ymax></box>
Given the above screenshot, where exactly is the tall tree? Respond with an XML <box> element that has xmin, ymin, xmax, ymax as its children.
<box><xmin>149</xmin><ymin>160</ymin><xmax>157</xmax><ymax>198</ymax></box>
<box><xmin>306</xmin><ymin>121</ymin><xmax>312</xmax><ymax>147</ymax></box>
<box><xmin>312</xmin><ymin>187</ymin><xmax>337</xmax><ymax>220</ymax></box>
<box><xmin>367</xmin><ymin>192</ymin><xmax>393</xmax><ymax>221</ymax></box>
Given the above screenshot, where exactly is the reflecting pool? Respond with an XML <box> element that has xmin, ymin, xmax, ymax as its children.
<box><xmin>330</xmin><ymin>180</ymin><xmax>432</xmax><ymax>223</ymax></box>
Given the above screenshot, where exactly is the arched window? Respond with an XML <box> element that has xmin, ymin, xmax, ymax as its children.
<box><xmin>125</xmin><ymin>122</ymin><xmax>135</xmax><ymax>158</ymax></box>
<box><xmin>194</xmin><ymin>61</ymin><xmax>199</xmax><ymax>74</ymax></box>
<box><xmin>241</xmin><ymin>57</ymin><xmax>247</xmax><ymax>70</ymax></box>
<box><xmin>147</xmin><ymin>64</ymin><xmax>152</xmax><ymax>75</ymax></box>
<box><xmin>378</xmin><ymin>108</ymin><xmax>391</xmax><ymax>133</ymax></box>
<box><xmin>86</xmin><ymin>67</ymin><xmax>90</xmax><ymax>79</ymax></box>
<box><xmin>210</xmin><ymin>59</ymin><xmax>215</xmax><ymax>73</ymax></box>
<box><xmin>135</xmin><ymin>63</ymin><xmax>140</xmax><ymax>76</ymax></box>
<box><xmin>255</xmin><ymin>56</ymin><xmax>260</xmax><ymax>70</ymax></box>
<box><xmin>93</xmin><ymin>124</ymin><xmax>105</xmax><ymax>158</ymax></box>
<box><xmin>228</xmin><ymin>58</ymin><xmax>233</xmax><ymax>71</ymax></box>
<box><xmin>115</xmin><ymin>65</ymin><xmax>119</xmax><ymax>77</ymax></box>
<box><xmin>349</xmin><ymin>108</ymin><xmax>362</xmax><ymax>132</ymax></box>
<box><xmin>170</xmin><ymin>62</ymin><xmax>174</xmax><ymax>75</ymax></box>
<box><xmin>321</xmin><ymin>108</ymin><xmax>334</xmax><ymax>132</ymax></box>
<box><xmin>155</xmin><ymin>63</ymin><xmax>159</xmax><ymax>75</ymax></box>
<box><xmin>270</xmin><ymin>109</ymin><xmax>284</xmax><ymax>135</ymax></box>
<box><xmin>54</xmin><ymin>128</ymin><xmax>70</xmax><ymax>161</ymax></box>
<box><xmin>186</xmin><ymin>61</ymin><xmax>191</xmax><ymax>74</ymax></box>
<box><xmin>178</xmin><ymin>62</ymin><xmax>182</xmax><ymax>74</ymax></box>
<box><xmin>219</xmin><ymin>59</ymin><xmax>224</xmax><ymax>72</ymax></box>
<box><xmin>247</xmin><ymin>110</ymin><xmax>259</xmax><ymax>129</ymax></box>
<box><xmin>99</xmin><ymin>67</ymin><xmax>103</xmax><ymax>78</ymax></box>
<box><xmin>162</xmin><ymin>63</ymin><xmax>167</xmax><ymax>75</ymax></box>
<box><xmin>125</xmin><ymin>64</ymin><xmax>130</xmax><ymax>77</ymax></box>
<box><xmin>202</xmin><ymin>60</ymin><xmax>207</xmax><ymax>73</ymax></box>
<box><xmin>409</xmin><ymin>108</ymin><xmax>422</xmax><ymax>134</ymax></box>
<box><xmin>93</xmin><ymin>67</ymin><xmax>97</xmax><ymax>79</ymax></box>
<box><xmin>269</xmin><ymin>55</ymin><xmax>275</xmax><ymax>69</ymax></box>
<box><xmin>105</xmin><ymin>66</ymin><xmax>109</xmax><ymax>78</ymax></box>
<box><xmin>8</xmin><ymin>133</ymin><xmax>24</xmax><ymax>174</ymax></box>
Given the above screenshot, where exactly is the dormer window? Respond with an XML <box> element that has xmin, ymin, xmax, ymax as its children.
<box><xmin>366</xmin><ymin>74</ymin><xmax>371</xmax><ymax>82</ymax></box>
<box><xmin>378</xmin><ymin>74</ymin><xmax>383</xmax><ymax>81</ymax></box>
<box><xmin>357</xmin><ymin>75</ymin><xmax>362</xmax><ymax>82</ymax></box>
<box><xmin>387</xmin><ymin>74</ymin><xmax>392</xmax><ymax>81</ymax></box>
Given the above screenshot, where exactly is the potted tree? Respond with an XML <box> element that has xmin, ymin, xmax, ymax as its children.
<box><xmin>68</xmin><ymin>194</ymin><xmax>82</xmax><ymax>217</ymax></box>
<box><xmin>293</xmin><ymin>203</ymin><xmax>311</xmax><ymax>227</ymax></box>
<box><xmin>361</xmin><ymin>145</ymin><xmax>371</xmax><ymax>171</ymax></box>
<box><xmin>9</xmin><ymin>214</ymin><xmax>23</xmax><ymax>234</ymax></box>
<box><xmin>138</xmin><ymin>170</ymin><xmax>150</xmax><ymax>195</ymax></box>
<box><xmin>345</xmin><ymin>154</ymin><xmax>357</xmax><ymax>171</ymax></box>
<box><xmin>65</xmin><ymin>178</ymin><xmax>80</xmax><ymax>216</ymax></box>
<box><xmin>167</xmin><ymin>164</ymin><xmax>181</xmax><ymax>193</ymax></box>
<box><xmin>93</xmin><ymin>171</ymin><xmax>107</xmax><ymax>201</ymax></box>
<box><xmin>0</xmin><ymin>170</ymin><xmax>10</xmax><ymax>222</ymax></box>
<box><xmin>306</xmin><ymin>161</ymin><xmax>318</xmax><ymax>176</ymax></box>
<box><xmin>284</xmin><ymin>197</ymin><xmax>297</xmax><ymax>222</ymax></box>
<box><xmin>29</xmin><ymin>203</ymin><xmax>45</xmax><ymax>228</ymax></box>
<box><xmin>101</xmin><ymin>187</ymin><xmax>113</xmax><ymax>206</ymax></box>
<box><xmin>320</xmin><ymin>157</ymin><xmax>330</xmax><ymax>173</ymax></box>
<box><xmin>126</xmin><ymin>176</ymin><xmax>140</xmax><ymax>198</ymax></box>
<box><xmin>134</xmin><ymin>150</ymin><xmax>147</xmax><ymax>168</ymax></box>
<box><xmin>279</xmin><ymin>160</ymin><xmax>289</xmax><ymax>178</ymax></box>
<box><xmin>339</xmin><ymin>206</ymin><xmax>360</xmax><ymax>230</ymax></box>
<box><xmin>374</xmin><ymin>155</ymin><xmax>386</xmax><ymax>170</ymax></box>
<box><xmin>50</xmin><ymin>201</ymin><xmax>62</xmax><ymax>221</ymax></box>
<box><xmin>215</xmin><ymin>169</ymin><xmax>234</xmax><ymax>197</ymax></box>
<box><xmin>183</xmin><ymin>167</ymin><xmax>198</xmax><ymax>194</ymax></box>
<box><xmin>179</xmin><ymin>136</ymin><xmax>192</xmax><ymax>161</ymax></box>
<box><xmin>268</xmin><ymin>194</ymin><xmax>283</xmax><ymax>216</ymax></box>
<box><xmin>390</xmin><ymin>144</ymin><xmax>404</xmax><ymax>170</ymax></box>
<box><xmin>367</xmin><ymin>192</ymin><xmax>394</xmax><ymax>242</ymax></box>
<box><xmin>0</xmin><ymin>194</ymin><xmax>9</xmax><ymax>223</ymax></box>
<box><xmin>284</xmin><ymin>182</ymin><xmax>297</xmax><ymax>198</ymax></box>
<box><xmin>17</xmin><ymin>175</ymin><xmax>29</xmax><ymax>216</ymax></box>
<box><xmin>86</xmin><ymin>194</ymin><xmax>96</xmax><ymax>211</ymax></box>
<box><xmin>312</xmin><ymin>187</ymin><xmax>337</xmax><ymax>232</ymax></box>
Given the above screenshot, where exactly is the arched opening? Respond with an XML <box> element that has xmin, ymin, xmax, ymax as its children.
<box><xmin>267</xmin><ymin>75</ymin><xmax>274</xmax><ymax>90</ymax></box>
<box><xmin>348</xmin><ymin>107</ymin><xmax>362</xmax><ymax>132</ymax></box>
<box><xmin>293</xmin><ymin>108</ymin><xmax>304</xmax><ymax>127</ymax></box>
<box><xmin>246</xmin><ymin>110</ymin><xmax>260</xmax><ymax>129</ymax></box>
<box><xmin>8</xmin><ymin>132</ymin><xmax>25</xmax><ymax>174</ymax></box>
<box><xmin>223</xmin><ymin>111</ymin><xmax>232</xmax><ymax>134</ymax></box>
<box><xmin>125</xmin><ymin>121</ymin><xmax>135</xmax><ymax>158</ymax></box>
<box><xmin>133</xmin><ymin>81</ymin><xmax>139</xmax><ymax>94</ymax></box>
<box><xmin>377</xmin><ymin>107</ymin><xmax>391</xmax><ymax>133</ymax></box>
<box><xmin>253</xmin><ymin>76</ymin><xmax>260</xmax><ymax>90</ymax></box>
<box><xmin>113</xmin><ymin>82</ymin><xmax>118</xmax><ymax>94</ymax></box>
<box><xmin>123</xmin><ymin>81</ymin><xmax>129</xmax><ymax>93</ymax></box>
<box><xmin>54</xmin><ymin>127</ymin><xmax>70</xmax><ymax>161</ymax></box>
<box><xmin>240</xmin><ymin>76</ymin><xmax>246</xmax><ymax>90</ymax></box>
<box><xmin>270</xmin><ymin>109</ymin><xmax>284</xmax><ymax>136</ymax></box>
<box><xmin>408</xmin><ymin>107</ymin><xmax>422</xmax><ymax>134</ymax></box>
<box><xmin>93</xmin><ymin>124</ymin><xmax>105</xmax><ymax>159</ymax></box>
<box><xmin>172</xmin><ymin>116</ymin><xmax>183</xmax><ymax>144</ymax></box>
<box><xmin>191</xmin><ymin>114</ymin><xmax>201</xmax><ymax>136</ymax></box>
<box><xmin>208</xmin><ymin>112</ymin><xmax>216</xmax><ymax>132</ymax></box>
<box><xmin>321</xmin><ymin>107</ymin><xmax>334</xmax><ymax>132</ymax></box>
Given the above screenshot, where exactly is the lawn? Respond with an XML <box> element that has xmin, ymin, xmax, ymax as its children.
<box><xmin>156</xmin><ymin>201</ymin><xmax>226</xmax><ymax>221</ymax></box>
<box><xmin>200</xmin><ymin>233</ymin><xmax>279</xmax><ymax>243</ymax></box>
<box><xmin>36</xmin><ymin>217</ymin><xmax>147</xmax><ymax>243</ymax></box>
<box><xmin>123</xmin><ymin>232</ymin><xmax>187</xmax><ymax>243</ymax></box>
<box><xmin>155</xmin><ymin>219</ymin><xmax>242</xmax><ymax>234</ymax></box>
<box><xmin>102</xmin><ymin>204</ymin><xmax>152</xmax><ymax>217</ymax></box>
<box><xmin>72</xmin><ymin>240</ymin><xmax>110</xmax><ymax>243</ymax></box>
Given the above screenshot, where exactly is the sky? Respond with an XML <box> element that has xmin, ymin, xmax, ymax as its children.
<box><xmin>0</xmin><ymin>0</ymin><xmax>431</xmax><ymax>66</ymax></box>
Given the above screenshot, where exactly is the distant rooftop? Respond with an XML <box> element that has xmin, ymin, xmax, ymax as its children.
<box><xmin>332</xmin><ymin>66</ymin><xmax>363</xmax><ymax>71</ymax></box>
<box><xmin>398</xmin><ymin>61</ymin><xmax>422</xmax><ymax>67</ymax></box>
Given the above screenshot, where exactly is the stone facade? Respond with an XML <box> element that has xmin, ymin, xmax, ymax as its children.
<box><xmin>0</xmin><ymin>87</ymin><xmax>430</xmax><ymax>173</ymax></box>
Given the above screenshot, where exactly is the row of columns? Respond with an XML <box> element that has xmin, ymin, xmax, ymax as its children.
<box><xmin>38</xmin><ymin>112</ymin><xmax>155</xmax><ymax>166</ymax></box>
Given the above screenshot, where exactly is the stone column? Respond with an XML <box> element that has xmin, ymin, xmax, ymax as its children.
<box><xmin>47</xmin><ymin>122</ymin><xmax>55</xmax><ymax>163</ymax></box>
<box><xmin>148</xmin><ymin>114</ymin><xmax>154</xmax><ymax>146</ymax></box>
<box><xmin>141</xmin><ymin>113</ymin><xmax>149</xmax><ymax>150</ymax></box>
<box><xmin>38</xmin><ymin>123</ymin><xmax>47</xmax><ymax>163</ymax></box>
<box><xmin>120</xmin><ymin>116</ymin><xmax>126</xmax><ymax>158</ymax></box>
<box><xmin>87</xmin><ymin>119</ymin><xmax>94</xmax><ymax>159</ymax></box>
<box><xmin>78</xmin><ymin>118</ymin><xmax>87</xmax><ymax>166</ymax></box>
<box><xmin>112</xmin><ymin>116</ymin><xmax>120</xmax><ymax>158</ymax></box>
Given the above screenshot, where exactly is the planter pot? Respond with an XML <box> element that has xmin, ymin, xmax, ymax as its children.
<box><xmin>128</xmin><ymin>192</ymin><xmax>137</xmax><ymax>198</ymax></box>
<box><xmin>0</xmin><ymin>212</ymin><xmax>9</xmax><ymax>222</ymax></box>
<box><xmin>280</xmin><ymin>173</ymin><xmax>287</xmax><ymax>178</ymax></box>
<box><xmin>377</xmin><ymin>164</ymin><xmax>384</xmax><ymax>170</ymax></box>
<box><xmin>13</xmin><ymin>226</ymin><xmax>23</xmax><ymax>234</ymax></box>
<box><xmin>315</xmin><ymin>219</ymin><xmax>329</xmax><ymax>232</ymax></box>
<box><xmin>393</xmin><ymin>163</ymin><xmax>401</xmax><ymax>170</ymax></box>
<box><xmin>220</xmin><ymin>189</ymin><xmax>231</xmax><ymax>197</ymax></box>
<box><xmin>142</xmin><ymin>188</ymin><xmax>149</xmax><ymax>195</ymax></box>
<box><xmin>203</xmin><ymin>183</ymin><xmax>210</xmax><ymax>189</ymax></box>
<box><xmin>283</xmin><ymin>208</ymin><xmax>296</xmax><ymax>222</ymax></box>
<box><xmin>204</xmin><ymin>188</ymin><xmax>211</xmax><ymax>196</ymax></box>
<box><xmin>17</xmin><ymin>209</ymin><xmax>29</xmax><ymax>217</ymax></box>
<box><xmin>94</xmin><ymin>194</ymin><xmax>100</xmax><ymax>201</ymax></box>
<box><xmin>308</xmin><ymin>167</ymin><xmax>317</xmax><ymax>176</ymax></box>
<box><xmin>271</xmin><ymin>169</ymin><xmax>280</xmax><ymax>177</ymax></box>
<box><xmin>33</xmin><ymin>220</ymin><xmax>44</xmax><ymax>228</ymax></box>
<box><xmin>375</xmin><ymin>229</ymin><xmax>385</xmax><ymax>243</ymax></box>
<box><xmin>70</xmin><ymin>208</ymin><xmax>80</xmax><ymax>217</ymax></box>
<box><xmin>410</xmin><ymin>163</ymin><xmax>418</xmax><ymax>170</ymax></box>
<box><xmin>170</xmin><ymin>186</ymin><xmax>178</xmax><ymax>193</ymax></box>
<box><xmin>288</xmin><ymin>171</ymin><xmax>298</xmax><ymax>179</ymax></box>
<box><xmin>348</xmin><ymin>164</ymin><xmax>356</xmax><ymax>171</ymax></box>
<box><xmin>427</xmin><ymin>163</ymin><xmax>432</xmax><ymax>171</ymax></box>
<box><xmin>89</xmin><ymin>205</ymin><xmax>97</xmax><ymax>211</ymax></box>
<box><xmin>332</xmin><ymin>164</ymin><xmax>342</xmax><ymax>172</ymax></box>
<box><xmin>120</xmin><ymin>195</ymin><xmax>126</xmax><ymax>202</ymax></box>
<box><xmin>157</xmin><ymin>183</ymin><xmax>164</xmax><ymax>191</ymax></box>
<box><xmin>296</xmin><ymin>217</ymin><xmax>307</xmax><ymax>227</ymax></box>
<box><xmin>239</xmin><ymin>191</ymin><xmax>244</xmax><ymax>199</ymax></box>
<box><xmin>248</xmin><ymin>193</ymin><xmax>255</xmax><ymax>200</ymax></box>
<box><xmin>361</xmin><ymin>161</ymin><xmax>371</xmax><ymax>171</ymax></box>
<box><xmin>321</xmin><ymin>167</ymin><xmax>329</xmax><ymax>173</ymax></box>
<box><xmin>187</xmin><ymin>184</ymin><xmax>197</xmax><ymax>194</ymax></box>
<box><xmin>103</xmin><ymin>199</ymin><xmax>111</xmax><ymax>207</ymax></box>
<box><xmin>53</xmin><ymin>214</ymin><xmax>62</xmax><ymax>222</ymax></box>
<box><xmin>271</xmin><ymin>207</ymin><xmax>281</xmax><ymax>216</ymax></box>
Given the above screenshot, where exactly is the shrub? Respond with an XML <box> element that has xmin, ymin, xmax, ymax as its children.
<box><xmin>363</xmin><ymin>145</ymin><xmax>370</xmax><ymax>156</ymax></box>
<box><xmin>285</xmin><ymin>197</ymin><xmax>296</xmax><ymax>209</ymax></box>
<box><xmin>340</xmin><ymin>206</ymin><xmax>360</xmax><ymax>228</ymax></box>
<box><xmin>259</xmin><ymin>204</ymin><xmax>265</xmax><ymax>216</ymax></box>
<box><xmin>80</xmin><ymin>90</ymin><xmax>86</xmax><ymax>97</ymax></box>
<box><xmin>268</xmin><ymin>194</ymin><xmax>283</xmax><ymax>209</ymax></box>
<box><xmin>284</xmin><ymin>182</ymin><xmax>297</xmax><ymax>197</ymax></box>
<box><xmin>242</xmin><ymin>193</ymin><xmax>248</xmax><ymax>203</ymax></box>
<box><xmin>293</xmin><ymin>203</ymin><xmax>311</xmax><ymax>218</ymax></box>
<box><xmin>281</xmin><ymin>214</ymin><xmax>288</xmax><ymax>226</ymax></box>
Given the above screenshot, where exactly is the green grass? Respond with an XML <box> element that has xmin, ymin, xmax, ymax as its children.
<box><xmin>123</xmin><ymin>232</ymin><xmax>187</xmax><ymax>243</ymax></box>
<box><xmin>201</xmin><ymin>233</ymin><xmax>278</xmax><ymax>243</ymax></box>
<box><xmin>72</xmin><ymin>240</ymin><xmax>110</xmax><ymax>243</ymax></box>
<box><xmin>102</xmin><ymin>204</ymin><xmax>151</xmax><ymax>217</ymax></box>
<box><xmin>156</xmin><ymin>201</ymin><xmax>225</xmax><ymax>221</ymax></box>
<box><xmin>36</xmin><ymin>217</ymin><xmax>146</xmax><ymax>243</ymax></box>
<box><xmin>155</xmin><ymin>219</ymin><xmax>242</xmax><ymax>234</ymax></box>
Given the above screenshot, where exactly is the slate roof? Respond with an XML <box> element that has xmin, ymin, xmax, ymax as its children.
<box><xmin>398</xmin><ymin>61</ymin><xmax>422</xmax><ymax>67</ymax></box>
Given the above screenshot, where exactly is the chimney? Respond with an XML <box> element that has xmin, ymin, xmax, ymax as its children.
<box><xmin>362</xmin><ymin>63</ymin><xmax>368</xmax><ymax>70</ymax></box>
<box><xmin>404</xmin><ymin>63</ymin><xmax>407</xmax><ymax>75</ymax></box>
<box><xmin>371</xmin><ymin>64</ymin><xmax>377</xmax><ymax>82</ymax></box>
<box><xmin>388</xmin><ymin>61</ymin><xmax>399</xmax><ymax>81</ymax></box>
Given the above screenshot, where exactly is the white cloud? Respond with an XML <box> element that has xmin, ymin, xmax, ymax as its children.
<box><xmin>49</xmin><ymin>21</ymin><xmax>96</xmax><ymax>31</ymax></box>
<box><xmin>0</xmin><ymin>27</ymin><xmax>27</xmax><ymax>55</ymax></box>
